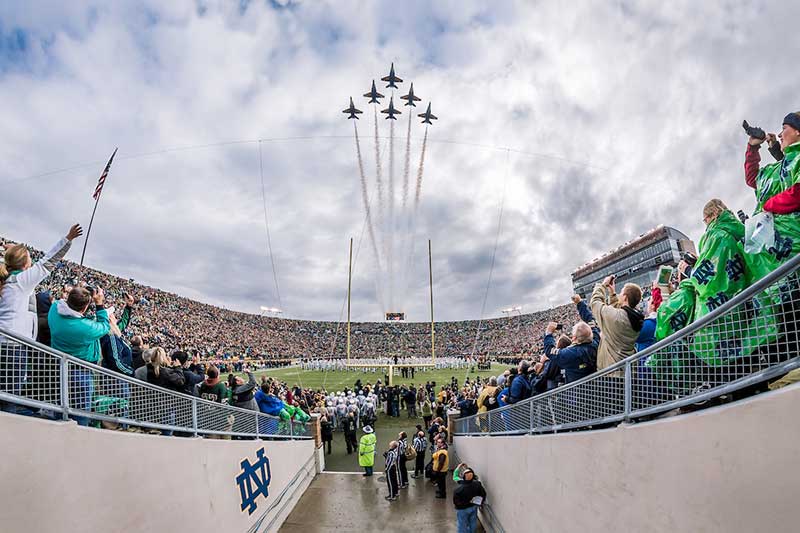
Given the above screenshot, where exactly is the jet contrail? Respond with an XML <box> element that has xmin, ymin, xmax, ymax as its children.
<box><xmin>401</xmin><ymin>126</ymin><xmax>430</xmax><ymax>303</ymax></box>
<box><xmin>354</xmin><ymin>121</ymin><xmax>385</xmax><ymax>311</ymax></box>
<box><xmin>413</xmin><ymin>127</ymin><xmax>428</xmax><ymax>213</ymax></box>
<box><xmin>398</xmin><ymin>111</ymin><xmax>413</xmax><ymax>310</ymax></box>
<box><xmin>388</xmin><ymin>119</ymin><xmax>395</xmax><ymax>311</ymax></box>
<box><xmin>373</xmin><ymin>108</ymin><xmax>386</xmax><ymax>263</ymax></box>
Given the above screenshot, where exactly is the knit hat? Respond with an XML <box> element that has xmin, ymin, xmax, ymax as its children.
<box><xmin>363</xmin><ymin>425</ymin><xmax>373</xmax><ymax>433</ymax></box>
<box><xmin>784</xmin><ymin>112</ymin><xmax>800</xmax><ymax>133</ymax></box>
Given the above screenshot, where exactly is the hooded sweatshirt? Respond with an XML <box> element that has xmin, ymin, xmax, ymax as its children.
<box><xmin>48</xmin><ymin>300</ymin><xmax>109</xmax><ymax>362</ymax></box>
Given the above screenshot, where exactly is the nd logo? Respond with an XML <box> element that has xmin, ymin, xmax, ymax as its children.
<box><xmin>236</xmin><ymin>447</ymin><xmax>272</xmax><ymax>515</ymax></box>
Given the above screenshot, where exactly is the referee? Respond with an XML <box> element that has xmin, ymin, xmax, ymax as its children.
<box><xmin>411</xmin><ymin>430</ymin><xmax>427</xmax><ymax>478</ymax></box>
<box><xmin>384</xmin><ymin>441</ymin><xmax>401</xmax><ymax>501</ymax></box>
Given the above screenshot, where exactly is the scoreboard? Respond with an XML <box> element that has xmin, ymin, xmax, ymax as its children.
<box><xmin>385</xmin><ymin>312</ymin><xmax>405</xmax><ymax>321</ymax></box>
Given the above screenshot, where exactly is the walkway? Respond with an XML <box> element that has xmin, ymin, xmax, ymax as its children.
<box><xmin>279</xmin><ymin>471</ymin><xmax>472</xmax><ymax>533</ymax></box>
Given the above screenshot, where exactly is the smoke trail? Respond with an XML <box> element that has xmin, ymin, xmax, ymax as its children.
<box><xmin>398</xmin><ymin>112</ymin><xmax>413</xmax><ymax>309</ymax></box>
<box><xmin>401</xmin><ymin>127</ymin><xmax>429</xmax><ymax>297</ymax></box>
<box><xmin>373</xmin><ymin>109</ymin><xmax>385</xmax><ymax>251</ymax></box>
<box><xmin>401</xmin><ymin>111</ymin><xmax>412</xmax><ymax>211</ymax></box>
<box><xmin>354</xmin><ymin>121</ymin><xmax>385</xmax><ymax>312</ymax></box>
<box><xmin>412</xmin><ymin>127</ymin><xmax>428</xmax><ymax>214</ymax></box>
<box><xmin>388</xmin><ymin>119</ymin><xmax>395</xmax><ymax>311</ymax></box>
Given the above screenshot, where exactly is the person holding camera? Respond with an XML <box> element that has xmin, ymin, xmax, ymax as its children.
<box><xmin>744</xmin><ymin>112</ymin><xmax>800</xmax><ymax>271</ymax></box>
<box><xmin>542</xmin><ymin>294</ymin><xmax>600</xmax><ymax>384</ymax></box>
<box><xmin>591</xmin><ymin>277</ymin><xmax>643</xmax><ymax>372</ymax></box>
<box><xmin>48</xmin><ymin>286</ymin><xmax>111</xmax><ymax>426</ymax></box>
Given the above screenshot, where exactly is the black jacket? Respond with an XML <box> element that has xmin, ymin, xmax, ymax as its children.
<box><xmin>453</xmin><ymin>479</ymin><xmax>486</xmax><ymax>510</ymax></box>
<box><xmin>320</xmin><ymin>420</ymin><xmax>333</xmax><ymax>440</ymax></box>
<box><xmin>146</xmin><ymin>364</ymin><xmax>186</xmax><ymax>391</ymax></box>
<box><xmin>343</xmin><ymin>417</ymin><xmax>357</xmax><ymax>434</ymax></box>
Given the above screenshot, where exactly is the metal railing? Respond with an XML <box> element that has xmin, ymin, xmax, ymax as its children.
<box><xmin>454</xmin><ymin>252</ymin><xmax>800</xmax><ymax>436</ymax></box>
<box><xmin>0</xmin><ymin>327</ymin><xmax>311</xmax><ymax>439</ymax></box>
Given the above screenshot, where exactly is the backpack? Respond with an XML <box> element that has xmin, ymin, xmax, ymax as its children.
<box><xmin>405</xmin><ymin>445</ymin><xmax>417</xmax><ymax>460</ymax></box>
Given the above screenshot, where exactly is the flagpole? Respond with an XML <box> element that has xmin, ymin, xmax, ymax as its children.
<box><xmin>80</xmin><ymin>147</ymin><xmax>118</xmax><ymax>268</ymax></box>
<box><xmin>79</xmin><ymin>195</ymin><xmax>101</xmax><ymax>267</ymax></box>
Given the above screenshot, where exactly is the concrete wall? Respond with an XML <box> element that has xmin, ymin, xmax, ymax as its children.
<box><xmin>455</xmin><ymin>383</ymin><xmax>800</xmax><ymax>533</ymax></box>
<box><xmin>0</xmin><ymin>413</ymin><xmax>317</xmax><ymax>533</ymax></box>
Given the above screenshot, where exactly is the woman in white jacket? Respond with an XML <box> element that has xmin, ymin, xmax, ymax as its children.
<box><xmin>0</xmin><ymin>224</ymin><xmax>82</xmax><ymax>412</ymax></box>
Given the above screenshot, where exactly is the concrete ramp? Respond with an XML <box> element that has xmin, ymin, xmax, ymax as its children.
<box><xmin>280</xmin><ymin>471</ymin><xmax>469</xmax><ymax>533</ymax></box>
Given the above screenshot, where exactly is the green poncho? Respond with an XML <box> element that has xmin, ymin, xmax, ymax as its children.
<box><xmin>752</xmin><ymin>142</ymin><xmax>800</xmax><ymax>273</ymax></box>
<box><xmin>650</xmin><ymin>211</ymin><xmax>779</xmax><ymax>384</ymax></box>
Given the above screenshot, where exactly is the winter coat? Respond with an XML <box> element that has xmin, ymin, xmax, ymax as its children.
<box><xmin>35</xmin><ymin>292</ymin><xmax>52</xmax><ymax>346</ymax></box>
<box><xmin>508</xmin><ymin>373</ymin><xmax>530</xmax><ymax>404</ymax></box>
<box><xmin>0</xmin><ymin>237</ymin><xmax>70</xmax><ymax>340</ymax></box>
<box><xmin>231</xmin><ymin>372</ymin><xmax>257</xmax><ymax>410</ymax></box>
<box><xmin>476</xmin><ymin>385</ymin><xmax>497</xmax><ymax>413</ymax></box>
<box><xmin>100</xmin><ymin>305</ymin><xmax>134</xmax><ymax>375</ymax></box>
<box><xmin>358</xmin><ymin>433</ymin><xmax>377</xmax><ymax>467</ymax></box>
<box><xmin>590</xmin><ymin>283</ymin><xmax>643</xmax><ymax>372</ymax></box>
<box><xmin>145</xmin><ymin>363</ymin><xmax>185</xmax><ymax>392</ymax></box>
<box><xmin>635</xmin><ymin>314</ymin><xmax>657</xmax><ymax>352</ymax></box>
<box><xmin>48</xmin><ymin>301</ymin><xmax>110</xmax><ymax>362</ymax></box>
<box><xmin>320</xmin><ymin>420</ymin><xmax>333</xmax><ymax>441</ymax></box>
<box><xmin>453</xmin><ymin>479</ymin><xmax>486</xmax><ymax>510</ymax></box>
<box><xmin>546</xmin><ymin>301</ymin><xmax>599</xmax><ymax>383</ymax></box>
<box><xmin>254</xmin><ymin>389</ymin><xmax>286</xmax><ymax>415</ymax></box>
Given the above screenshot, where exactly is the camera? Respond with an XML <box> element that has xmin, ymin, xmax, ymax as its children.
<box><xmin>85</xmin><ymin>285</ymin><xmax>97</xmax><ymax>296</ymax></box>
<box><xmin>742</xmin><ymin>120</ymin><xmax>766</xmax><ymax>140</ymax></box>
<box><xmin>737</xmin><ymin>210</ymin><xmax>749</xmax><ymax>224</ymax></box>
<box><xmin>555</xmin><ymin>324</ymin><xmax>564</xmax><ymax>331</ymax></box>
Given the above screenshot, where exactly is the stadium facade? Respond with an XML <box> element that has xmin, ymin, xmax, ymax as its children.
<box><xmin>571</xmin><ymin>225</ymin><xmax>696</xmax><ymax>298</ymax></box>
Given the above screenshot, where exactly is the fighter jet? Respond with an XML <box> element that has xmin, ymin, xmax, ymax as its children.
<box><xmin>381</xmin><ymin>96</ymin><xmax>401</xmax><ymax>120</ymax></box>
<box><xmin>381</xmin><ymin>62</ymin><xmax>403</xmax><ymax>89</ymax></box>
<box><xmin>363</xmin><ymin>80</ymin><xmax>384</xmax><ymax>104</ymax></box>
<box><xmin>400</xmin><ymin>83</ymin><xmax>421</xmax><ymax>107</ymax></box>
<box><xmin>342</xmin><ymin>97</ymin><xmax>363</xmax><ymax>120</ymax></box>
<box><xmin>418</xmin><ymin>103</ymin><xmax>438</xmax><ymax>125</ymax></box>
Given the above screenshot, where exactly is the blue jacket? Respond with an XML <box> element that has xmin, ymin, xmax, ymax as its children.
<box><xmin>635</xmin><ymin>315</ymin><xmax>657</xmax><ymax>352</ymax></box>
<box><xmin>508</xmin><ymin>372</ymin><xmax>531</xmax><ymax>403</ymax></box>
<box><xmin>497</xmin><ymin>386</ymin><xmax>511</xmax><ymax>407</ymax></box>
<box><xmin>545</xmin><ymin>300</ymin><xmax>599</xmax><ymax>383</ymax></box>
<box><xmin>255</xmin><ymin>389</ymin><xmax>286</xmax><ymax>416</ymax></box>
<box><xmin>48</xmin><ymin>301</ymin><xmax>110</xmax><ymax>362</ymax></box>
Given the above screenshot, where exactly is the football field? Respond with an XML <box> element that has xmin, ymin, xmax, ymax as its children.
<box><xmin>247</xmin><ymin>362</ymin><xmax>503</xmax><ymax>392</ymax></box>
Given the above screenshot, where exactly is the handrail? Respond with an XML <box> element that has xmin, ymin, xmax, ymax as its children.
<box><xmin>454</xmin><ymin>251</ymin><xmax>800</xmax><ymax>436</ymax></box>
<box><xmin>0</xmin><ymin>326</ymin><xmax>311</xmax><ymax>439</ymax></box>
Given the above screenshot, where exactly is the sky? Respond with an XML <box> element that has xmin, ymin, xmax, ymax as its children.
<box><xmin>1</xmin><ymin>0</ymin><xmax>799</xmax><ymax>322</ymax></box>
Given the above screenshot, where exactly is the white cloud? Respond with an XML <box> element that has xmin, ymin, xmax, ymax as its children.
<box><xmin>1</xmin><ymin>0</ymin><xmax>798</xmax><ymax>321</ymax></box>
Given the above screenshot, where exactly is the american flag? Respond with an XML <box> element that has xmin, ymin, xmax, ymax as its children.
<box><xmin>93</xmin><ymin>148</ymin><xmax>118</xmax><ymax>200</ymax></box>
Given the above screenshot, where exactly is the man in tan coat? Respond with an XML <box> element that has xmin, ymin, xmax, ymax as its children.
<box><xmin>590</xmin><ymin>275</ymin><xmax>644</xmax><ymax>371</ymax></box>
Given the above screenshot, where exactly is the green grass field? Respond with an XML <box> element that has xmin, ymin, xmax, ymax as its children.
<box><xmin>245</xmin><ymin>363</ymin><xmax>503</xmax><ymax>393</ymax></box>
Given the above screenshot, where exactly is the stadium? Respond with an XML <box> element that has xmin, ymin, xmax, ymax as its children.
<box><xmin>2</xmin><ymin>3</ymin><xmax>800</xmax><ymax>533</ymax></box>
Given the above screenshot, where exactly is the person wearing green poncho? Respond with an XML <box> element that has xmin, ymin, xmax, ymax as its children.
<box><xmin>650</xmin><ymin>200</ymin><xmax>778</xmax><ymax>390</ymax></box>
<box><xmin>358</xmin><ymin>425</ymin><xmax>377</xmax><ymax>477</ymax></box>
<box><xmin>744</xmin><ymin>111</ymin><xmax>800</xmax><ymax>272</ymax></box>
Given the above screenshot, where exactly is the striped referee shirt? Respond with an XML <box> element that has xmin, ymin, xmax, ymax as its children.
<box><xmin>385</xmin><ymin>447</ymin><xmax>399</xmax><ymax>469</ymax></box>
<box><xmin>397</xmin><ymin>439</ymin><xmax>408</xmax><ymax>456</ymax></box>
<box><xmin>413</xmin><ymin>436</ymin><xmax>426</xmax><ymax>452</ymax></box>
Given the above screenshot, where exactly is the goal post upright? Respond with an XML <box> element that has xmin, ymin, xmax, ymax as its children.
<box><xmin>347</xmin><ymin>237</ymin><xmax>353</xmax><ymax>366</ymax></box>
<box><xmin>429</xmin><ymin>239</ymin><xmax>435</xmax><ymax>363</ymax></box>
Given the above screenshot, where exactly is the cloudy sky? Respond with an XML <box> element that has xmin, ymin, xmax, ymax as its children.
<box><xmin>1</xmin><ymin>0</ymin><xmax>798</xmax><ymax>322</ymax></box>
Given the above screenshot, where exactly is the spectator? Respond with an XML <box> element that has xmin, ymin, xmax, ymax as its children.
<box><xmin>543</xmin><ymin>295</ymin><xmax>600</xmax><ymax>383</ymax></box>
<box><xmin>145</xmin><ymin>347</ymin><xmax>185</xmax><ymax>392</ymax></box>
<box><xmin>421</xmin><ymin>396</ymin><xmax>433</xmax><ymax>428</ymax></box>
<box><xmin>591</xmin><ymin>276</ymin><xmax>643</xmax><ymax>371</ymax></box>
<box><xmin>229</xmin><ymin>371</ymin><xmax>257</xmax><ymax>410</ymax></box>
<box><xmin>431</xmin><ymin>440</ymin><xmax>450</xmax><ymax>499</ymax></box>
<box><xmin>0</xmin><ymin>225</ymin><xmax>81</xmax><ymax>414</ymax></box>
<box><xmin>48</xmin><ymin>286</ymin><xmax>110</xmax><ymax>426</ymax></box>
<box><xmin>508</xmin><ymin>363</ymin><xmax>531</xmax><ymax>404</ymax></box>
<box><xmin>35</xmin><ymin>291</ymin><xmax>53</xmax><ymax>346</ymax></box>
<box><xmin>172</xmin><ymin>350</ymin><xmax>204</xmax><ymax>396</ymax></box>
<box><xmin>199</xmin><ymin>366</ymin><xmax>227</xmax><ymax>403</ymax></box>
<box><xmin>358</xmin><ymin>425</ymin><xmax>376</xmax><ymax>476</ymax></box>
<box><xmin>100</xmin><ymin>300</ymin><xmax>136</xmax><ymax>376</ymax></box>
<box><xmin>453</xmin><ymin>466</ymin><xmax>486</xmax><ymax>533</ymax></box>
<box><xmin>130</xmin><ymin>336</ymin><xmax>146</xmax><ymax>370</ymax></box>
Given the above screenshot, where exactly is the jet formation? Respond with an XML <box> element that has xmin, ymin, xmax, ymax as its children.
<box><xmin>343</xmin><ymin>64</ymin><xmax>437</xmax><ymax>124</ymax></box>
